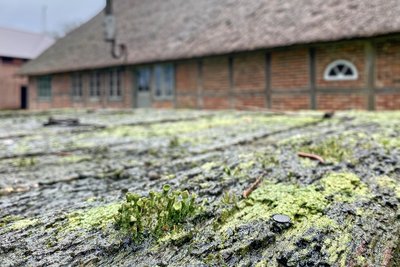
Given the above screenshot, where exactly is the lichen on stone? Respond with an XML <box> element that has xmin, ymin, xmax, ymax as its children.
<box><xmin>65</xmin><ymin>202</ymin><xmax>121</xmax><ymax>232</ymax></box>
<box><xmin>220</xmin><ymin>173</ymin><xmax>369</xmax><ymax>231</ymax></box>
<box><xmin>376</xmin><ymin>176</ymin><xmax>400</xmax><ymax>198</ymax></box>
<box><xmin>10</xmin><ymin>218</ymin><xmax>40</xmax><ymax>231</ymax></box>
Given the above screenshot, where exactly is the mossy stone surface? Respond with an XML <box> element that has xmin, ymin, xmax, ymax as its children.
<box><xmin>0</xmin><ymin>110</ymin><xmax>399</xmax><ymax>266</ymax></box>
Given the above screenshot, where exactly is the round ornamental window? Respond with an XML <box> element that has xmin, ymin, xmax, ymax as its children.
<box><xmin>324</xmin><ymin>60</ymin><xmax>358</xmax><ymax>81</ymax></box>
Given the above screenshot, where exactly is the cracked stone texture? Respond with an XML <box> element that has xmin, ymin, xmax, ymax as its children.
<box><xmin>0</xmin><ymin>109</ymin><xmax>399</xmax><ymax>267</ymax></box>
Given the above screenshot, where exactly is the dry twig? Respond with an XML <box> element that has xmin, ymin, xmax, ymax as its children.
<box><xmin>297</xmin><ymin>152</ymin><xmax>325</xmax><ymax>164</ymax></box>
<box><xmin>243</xmin><ymin>176</ymin><xmax>263</xmax><ymax>198</ymax></box>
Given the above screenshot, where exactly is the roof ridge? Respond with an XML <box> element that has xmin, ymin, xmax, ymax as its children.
<box><xmin>0</xmin><ymin>26</ymin><xmax>52</xmax><ymax>38</ymax></box>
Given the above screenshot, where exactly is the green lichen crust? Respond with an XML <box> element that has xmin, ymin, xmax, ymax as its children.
<box><xmin>65</xmin><ymin>203</ymin><xmax>121</xmax><ymax>232</ymax></box>
<box><xmin>195</xmin><ymin>172</ymin><xmax>389</xmax><ymax>267</ymax></box>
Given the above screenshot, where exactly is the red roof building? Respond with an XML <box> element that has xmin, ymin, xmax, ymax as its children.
<box><xmin>0</xmin><ymin>27</ymin><xmax>54</xmax><ymax>109</ymax></box>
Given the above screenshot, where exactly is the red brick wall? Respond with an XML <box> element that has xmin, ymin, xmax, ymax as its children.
<box><xmin>376</xmin><ymin>94</ymin><xmax>400</xmax><ymax>110</ymax></box>
<box><xmin>152</xmin><ymin>101</ymin><xmax>174</xmax><ymax>109</ymax></box>
<box><xmin>271</xmin><ymin>48</ymin><xmax>309</xmax><ymax>90</ymax></box>
<box><xmin>316</xmin><ymin>43</ymin><xmax>365</xmax><ymax>89</ymax></box>
<box><xmin>376</xmin><ymin>41</ymin><xmax>400</xmax><ymax>88</ymax></box>
<box><xmin>232</xmin><ymin>53</ymin><xmax>266</xmax><ymax>109</ymax></box>
<box><xmin>52</xmin><ymin>74</ymin><xmax>71</xmax><ymax>108</ymax></box>
<box><xmin>271</xmin><ymin>94</ymin><xmax>310</xmax><ymax>110</ymax></box>
<box><xmin>233</xmin><ymin>53</ymin><xmax>265</xmax><ymax>93</ymax></box>
<box><xmin>203</xmin><ymin>57</ymin><xmax>230</xmax><ymax>94</ymax></box>
<box><xmin>375</xmin><ymin>40</ymin><xmax>400</xmax><ymax>110</ymax></box>
<box><xmin>176</xmin><ymin>95</ymin><xmax>197</xmax><ymax>109</ymax></box>
<box><xmin>203</xmin><ymin>96</ymin><xmax>230</xmax><ymax>109</ymax></box>
<box><xmin>269</xmin><ymin>48</ymin><xmax>310</xmax><ymax>110</ymax></box>
<box><xmin>175</xmin><ymin>60</ymin><xmax>199</xmax><ymax>109</ymax></box>
<box><xmin>234</xmin><ymin>94</ymin><xmax>265</xmax><ymax>109</ymax></box>
<box><xmin>176</xmin><ymin>61</ymin><xmax>197</xmax><ymax>94</ymax></box>
<box><xmin>0</xmin><ymin>59</ymin><xmax>28</xmax><ymax>109</ymax></box>
<box><xmin>317</xmin><ymin>94</ymin><xmax>367</xmax><ymax>110</ymax></box>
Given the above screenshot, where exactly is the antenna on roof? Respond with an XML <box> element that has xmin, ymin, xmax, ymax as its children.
<box><xmin>103</xmin><ymin>0</ymin><xmax>127</xmax><ymax>60</ymax></box>
<box><xmin>42</xmin><ymin>5</ymin><xmax>47</xmax><ymax>34</ymax></box>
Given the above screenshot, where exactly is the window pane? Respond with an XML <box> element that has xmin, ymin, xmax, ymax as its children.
<box><xmin>164</xmin><ymin>65</ymin><xmax>174</xmax><ymax>97</ymax></box>
<box><xmin>79</xmin><ymin>74</ymin><xmax>83</xmax><ymax>96</ymax></box>
<box><xmin>38</xmin><ymin>76</ymin><xmax>51</xmax><ymax>98</ymax></box>
<box><xmin>155</xmin><ymin>65</ymin><xmax>163</xmax><ymax>97</ymax></box>
<box><xmin>72</xmin><ymin>73</ymin><xmax>82</xmax><ymax>97</ymax></box>
<box><xmin>109</xmin><ymin>71</ymin><xmax>115</xmax><ymax>96</ymax></box>
<box><xmin>137</xmin><ymin>68</ymin><xmax>150</xmax><ymax>92</ymax></box>
<box><xmin>96</xmin><ymin>72</ymin><xmax>101</xmax><ymax>96</ymax></box>
<box><xmin>90</xmin><ymin>73</ymin><xmax>95</xmax><ymax>96</ymax></box>
<box><xmin>329</xmin><ymin>69</ymin><xmax>336</xmax><ymax>76</ymax></box>
<box><xmin>89</xmin><ymin>72</ymin><xmax>101</xmax><ymax>97</ymax></box>
<box><xmin>116</xmin><ymin>70</ymin><xmax>122</xmax><ymax>97</ymax></box>
<box><xmin>325</xmin><ymin>60</ymin><xmax>358</xmax><ymax>81</ymax></box>
<box><xmin>345</xmin><ymin>68</ymin><xmax>353</xmax><ymax>75</ymax></box>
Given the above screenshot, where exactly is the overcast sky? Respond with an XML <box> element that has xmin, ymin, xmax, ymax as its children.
<box><xmin>0</xmin><ymin>0</ymin><xmax>105</xmax><ymax>36</ymax></box>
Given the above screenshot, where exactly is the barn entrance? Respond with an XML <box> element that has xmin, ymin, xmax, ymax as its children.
<box><xmin>135</xmin><ymin>67</ymin><xmax>152</xmax><ymax>108</ymax></box>
<box><xmin>20</xmin><ymin>86</ymin><xmax>28</xmax><ymax>109</ymax></box>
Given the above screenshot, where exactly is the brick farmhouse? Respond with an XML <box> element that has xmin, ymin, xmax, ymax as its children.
<box><xmin>0</xmin><ymin>27</ymin><xmax>54</xmax><ymax>109</ymax></box>
<box><xmin>19</xmin><ymin>0</ymin><xmax>400</xmax><ymax>110</ymax></box>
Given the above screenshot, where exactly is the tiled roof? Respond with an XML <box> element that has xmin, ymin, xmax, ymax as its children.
<box><xmin>20</xmin><ymin>0</ymin><xmax>400</xmax><ymax>75</ymax></box>
<box><xmin>0</xmin><ymin>27</ymin><xmax>54</xmax><ymax>60</ymax></box>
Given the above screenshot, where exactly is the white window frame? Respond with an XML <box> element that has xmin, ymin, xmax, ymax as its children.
<box><xmin>37</xmin><ymin>76</ymin><xmax>52</xmax><ymax>100</ymax></box>
<box><xmin>71</xmin><ymin>73</ymin><xmax>83</xmax><ymax>100</ymax></box>
<box><xmin>108</xmin><ymin>69</ymin><xmax>123</xmax><ymax>100</ymax></box>
<box><xmin>89</xmin><ymin>71</ymin><xmax>101</xmax><ymax>99</ymax></box>
<box><xmin>324</xmin><ymin>60</ymin><xmax>358</xmax><ymax>81</ymax></box>
<box><xmin>154</xmin><ymin>64</ymin><xmax>175</xmax><ymax>100</ymax></box>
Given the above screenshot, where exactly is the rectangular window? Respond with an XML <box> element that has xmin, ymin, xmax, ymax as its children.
<box><xmin>90</xmin><ymin>71</ymin><xmax>101</xmax><ymax>98</ymax></box>
<box><xmin>154</xmin><ymin>64</ymin><xmax>175</xmax><ymax>100</ymax></box>
<box><xmin>71</xmin><ymin>73</ymin><xmax>83</xmax><ymax>99</ymax></box>
<box><xmin>37</xmin><ymin>76</ymin><xmax>52</xmax><ymax>99</ymax></box>
<box><xmin>136</xmin><ymin>68</ymin><xmax>151</xmax><ymax>92</ymax></box>
<box><xmin>109</xmin><ymin>69</ymin><xmax>122</xmax><ymax>98</ymax></box>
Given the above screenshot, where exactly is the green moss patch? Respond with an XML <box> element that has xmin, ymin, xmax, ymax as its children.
<box><xmin>299</xmin><ymin>137</ymin><xmax>354</xmax><ymax>163</ymax></box>
<box><xmin>115</xmin><ymin>185</ymin><xmax>201</xmax><ymax>240</ymax></box>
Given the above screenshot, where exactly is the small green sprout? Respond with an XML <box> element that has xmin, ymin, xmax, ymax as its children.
<box><xmin>300</xmin><ymin>137</ymin><xmax>353</xmax><ymax>163</ymax></box>
<box><xmin>169</xmin><ymin>136</ymin><xmax>180</xmax><ymax>147</ymax></box>
<box><xmin>223</xmin><ymin>165</ymin><xmax>240</xmax><ymax>177</ymax></box>
<box><xmin>215</xmin><ymin>191</ymin><xmax>240</xmax><ymax>227</ymax></box>
<box><xmin>163</xmin><ymin>184</ymin><xmax>171</xmax><ymax>194</ymax></box>
<box><xmin>115</xmin><ymin>184</ymin><xmax>201</xmax><ymax>241</ymax></box>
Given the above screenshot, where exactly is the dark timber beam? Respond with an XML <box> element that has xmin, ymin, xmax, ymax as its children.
<box><xmin>265</xmin><ymin>52</ymin><xmax>272</xmax><ymax>108</ymax></box>
<box><xmin>228</xmin><ymin>56</ymin><xmax>235</xmax><ymax>108</ymax></box>
<box><xmin>308</xmin><ymin>47</ymin><xmax>317</xmax><ymax>110</ymax></box>
<box><xmin>365</xmin><ymin>42</ymin><xmax>376</xmax><ymax>110</ymax></box>
<box><xmin>173</xmin><ymin>63</ymin><xmax>178</xmax><ymax>108</ymax></box>
<box><xmin>197</xmin><ymin>59</ymin><xmax>204</xmax><ymax>109</ymax></box>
